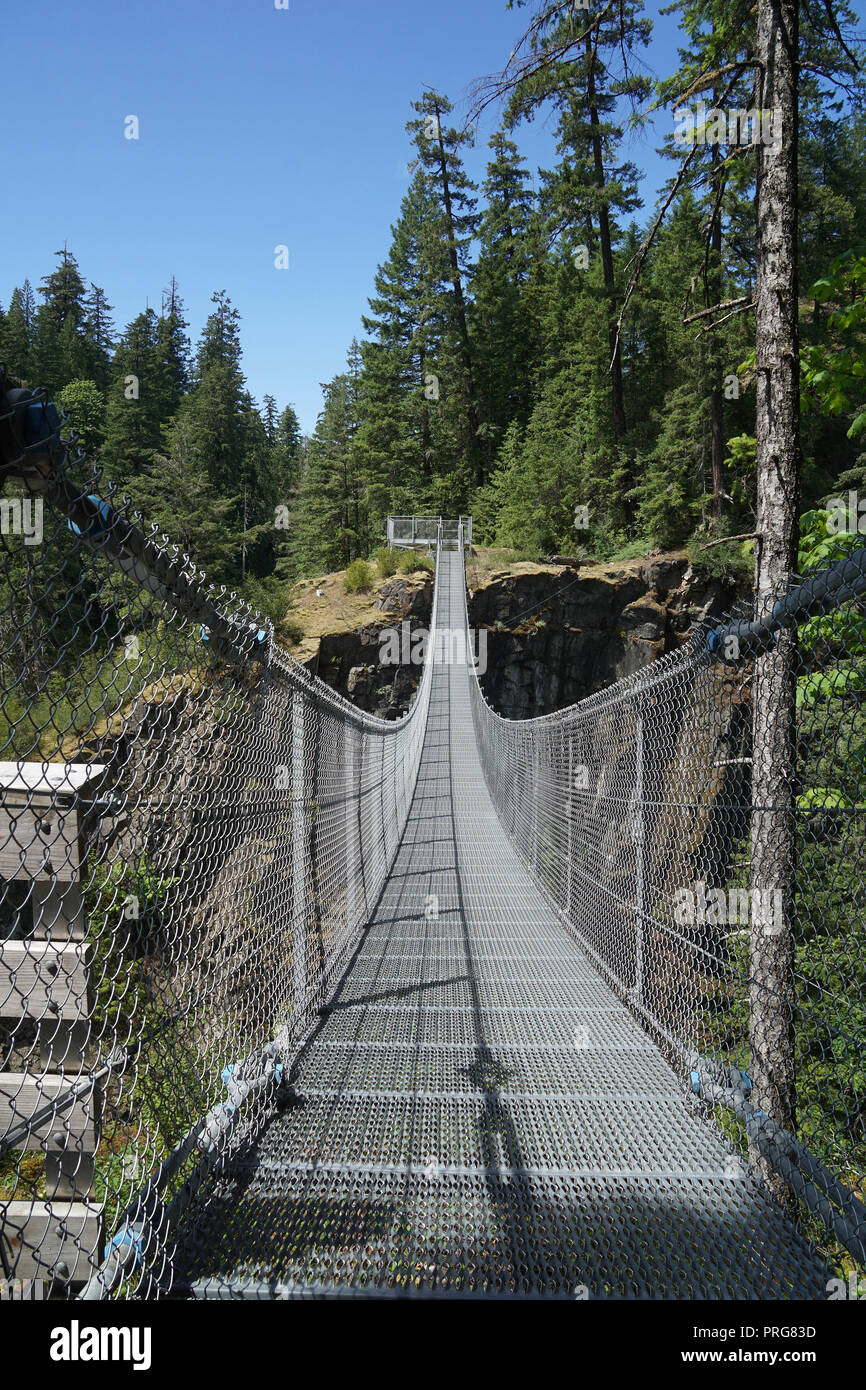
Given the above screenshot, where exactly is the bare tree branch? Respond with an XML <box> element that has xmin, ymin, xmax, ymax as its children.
<box><xmin>819</xmin><ymin>0</ymin><xmax>862</xmax><ymax>73</ymax></box>
<box><xmin>610</xmin><ymin>145</ymin><xmax>701</xmax><ymax>368</ymax></box>
<box><xmin>695</xmin><ymin>300</ymin><xmax>755</xmax><ymax>335</ymax></box>
<box><xmin>672</xmin><ymin>60</ymin><xmax>759</xmax><ymax>107</ymax></box>
<box><xmin>661</xmin><ymin>137</ymin><xmax>754</xmax><ymax>212</ymax></box>
<box><xmin>699</xmin><ymin>530</ymin><xmax>761</xmax><ymax>550</ymax></box>
<box><xmin>683</xmin><ymin>295</ymin><xmax>753</xmax><ymax>325</ymax></box>
<box><xmin>463</xmin><ymin>0</ymin><xmax>618</xmax><ymax>133</ymax></box>
<box><xmin>611</xmin><ymin>61</ymin><xmax>754</xmax><ymax>370</ymax></box>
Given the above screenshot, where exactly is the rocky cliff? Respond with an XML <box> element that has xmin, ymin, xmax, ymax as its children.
<box><xmin>300</xmin><ymin>551</ymin><xmax>744</xmax><ymax>720</ymax></box>
<box><xmin>312</xmin><ymin>574</ymin><xmax>434</xmax><ymax>719</ymax></box>
<box><xmin>468</xmin><ymin>552</ymin><xmax>742</xmax><ymax>717</ymax></box>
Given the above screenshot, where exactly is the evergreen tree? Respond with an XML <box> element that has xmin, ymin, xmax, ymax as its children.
<box><xmin>238</xmin><ymin>392</ymin><xmax>275</xmax><ymax>580</ymax></box>
<box><xmin>408</xmin><ymin>91</ymin><xmax>483</xmax><ymax>485</ymax></box>
<box><xmin>82</xmin><ymin>284</ymin><xmax>115</xmax><ymax>389</ymax></box>
<box><xmin>102</xmin><ymin>309</ymin><xmax>162</xmax><ymax>489</ymax></box>
<box><xmin>179</xmin><ymin>291</ymin><xmax>247</xmax><ymax>507</ymax></box>
<box><xmin>654</xmin><ymin>0</ymin><xmax>865</xmax><ymax>537</ymax></box>
<box><xmin>259</xmin><ymin>397</ymin><xmax>303</xmax><ymax>512</ymax></box>
<box><xmin>272</xmin><ymin>402</ymin><xmax>303</xmax><ymax>497</ymax></box>
<box><xmin>269</xmin><ymin>402</ymin><xmax>304</xmax><ymax>581</ymax></box>
<box><xmin>31</xmin><ymin>248</ymin><xmax>90</xmax><ymax>394</ymax></box>
<box><xmin>0</xmin><ymin>281</ymin><xmax>35</xmax><ymax>381</ymax></box>
<box><xmin>628</xmin><ymin>192</ymin><xmax>752</xmax><ymax>541</ymax></box>
<box><xmin>357</xmin><ymin>169</ymin><xmax>446</xmax><ymax>519</ymax></box>
<box><xmin>502</xmin><ymin>2</ymin><xmax>652</xmax><ymax>443</ymax></box>
<box><xmin>131</xmin><ymin>414</ymin><xmax>244</xmax><ymax>586</ymax></box>
<box><xmin>471</xmin><ymin>131</ymin><xmax>537</xmax><ymax>460</ymax></box>
<box><xmin>154</xmin><ymin>277</ymin><xmax>190</xmax><ymax>420</ymax></box>
<box><xmin>262</xmin><ymin>394</ymin><xmax>279</xmax><ymax>446</ymax></box>
<box><xmin>294</xmin><ymin>369</ymin><xmax>365</xmax><ymax>573</ymax></box>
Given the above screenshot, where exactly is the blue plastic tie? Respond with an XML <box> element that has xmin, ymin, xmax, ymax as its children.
<box><xmin>67</xmin><ymin>495</ymin><xmax>112</xmax><ymax>540</ymax></box>
<box><xmin>104</xmin><ymin>1226</ymin><xmax>144</xmax><ymax>1265</ymax></box>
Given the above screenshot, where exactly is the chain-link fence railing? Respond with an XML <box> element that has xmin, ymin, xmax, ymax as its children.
<box><xmin>461</xmin><ymin>524</ymin><xmax>866</xmax><ymax>1274</ymax></box>
<box><xmin>0</xmin><ymin>381</ymin><xmax>440</xmax><ymax>1297</ymax></box>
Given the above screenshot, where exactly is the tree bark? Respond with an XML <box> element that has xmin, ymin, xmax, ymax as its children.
<box><xmin>710</xmin><ymin>133</ymin><xmax>725</xmax><ymax>525</ymax></box>
<box><xmin>711</xmin><ymin>383</ymin><xmax>724</xmax><ymax>523</ymax></box>
<box><xmin>419</xmin><ymin>343</ymin><xmax>432</xmax><ymax>477</ymax></box>
<box><xmin>749</xmin><ymin>0</ymin><xmax>800</xmax><ymax>1215</ymax></box>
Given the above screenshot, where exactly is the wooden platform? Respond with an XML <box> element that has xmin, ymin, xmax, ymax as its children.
<box><xmin>0</xmin><ymin>761</ymin><xmax>107</xmax><ymax>1280</ymax></box>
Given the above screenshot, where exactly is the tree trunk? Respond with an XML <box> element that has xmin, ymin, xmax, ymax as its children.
<box><xmin>419</xmin><ymin>344</ymin><xmax>432</xmax><ymax>476</ymax></box>
<box><xmin>711</xmin><ymin>384</ymin><xmax>724</xmax><ymax>523</ymax></box>
<box><xmin>586</xmin><ymin>36</ymin><xmax>626</xmax><ymax>441</ymax></box>
<box><xmin>749</xmin><ymin>0</ymin><xmax>800</xmax><ymax>1215</ymax></box>
<box><xmin>710</xmin><ymin>132</ymin><xmax>725</xmax><ymax>525</ymax></box>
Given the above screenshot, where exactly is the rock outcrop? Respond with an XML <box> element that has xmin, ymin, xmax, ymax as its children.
<box><xmin>314</xmin><ymin>575</ymin><xmax>434</xmax><ymax>719</ymax></box>
<box><xmin>470</xmin><ymin>553</ymin><xmax>742</xmax><ymax>717</ymax></box>
<box><xmin>311</xmin><ymin>553</ymin><xmax>744</xmax><ymax>720</ymax></box>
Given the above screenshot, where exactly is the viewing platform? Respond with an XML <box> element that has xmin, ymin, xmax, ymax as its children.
<box><xmin>386</xmin><ymin>515</ymin><xmax>472</xmax><ymax>551</ymax></box>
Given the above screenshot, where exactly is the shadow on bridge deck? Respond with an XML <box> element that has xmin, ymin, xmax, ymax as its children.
<box><xmin>171</xmin><ymin>555</ymin><xmax>829</xmax><ymax>1299</ymax></box>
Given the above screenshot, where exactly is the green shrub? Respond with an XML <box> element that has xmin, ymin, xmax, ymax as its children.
<box><xmin>344</xmin><ymin>558</ymin><xmax>373</xmax><ymax>593</ymax></box>
<box><xmin>237</xmin><ymin>575</ymin><xmax>286</xmax><ymax>624</ymax></box>
<box><xmin>608</xmin><ymin>539</ymin><xmax>651</xmax><ymax>563</ymax></box>
<box><xmin>397</xmin><ymin>552</ymin><xmax>433</xmax><ymax>575</ymax></box>
<box><xmin>685</xmin><ymin>527</ymin><xmax>753</xmax><ymax>582</ymax></box>
<box><xmin>374</xmin><ymin>546</ymin><xmax>399</xmax><ymax>578</ymax></box>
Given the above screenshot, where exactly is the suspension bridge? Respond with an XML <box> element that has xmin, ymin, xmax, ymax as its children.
<box><xmin>0</xmin><ymin>386</ymin><xmax>865</xmax><ymax>1299</ymax></box>
<box><xmin>167</xmin><ymin>545</ymin><xmax>830</xmax><ymax>1299</ymax></box>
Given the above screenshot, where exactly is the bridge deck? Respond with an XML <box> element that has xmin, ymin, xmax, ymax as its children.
<box><xmin>174</xmin><ymin>553</ymin><xmax>828</xmax><ymax>1298</ymax></box>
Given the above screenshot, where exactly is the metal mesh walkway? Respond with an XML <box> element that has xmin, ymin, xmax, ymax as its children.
<box><xmin>172</xmin><ymin>552</ymin><xmax>829</xmax><ymax>1299</ymax></box>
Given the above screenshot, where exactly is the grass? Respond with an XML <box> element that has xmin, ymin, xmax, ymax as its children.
<box><xmin>607</xmin><ymin>538</ymin><xmax>654</xmax><ymax>563</ymax></box>
<box><xmin>0</xmin><ymin>1148</ymin><xmax>44</xmax><ymax>1200</ymax></box>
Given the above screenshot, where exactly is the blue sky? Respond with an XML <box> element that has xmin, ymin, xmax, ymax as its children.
<box><xmin>0</xmin><ymin>0</ymin><xmax>861</xmax><ymax>434</ymax></box>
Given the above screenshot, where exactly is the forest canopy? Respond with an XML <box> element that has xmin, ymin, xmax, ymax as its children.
<box><xmin>2</xmin><ymin>0</ymin><xmax>865</xmax><ymax>592</ymax></box>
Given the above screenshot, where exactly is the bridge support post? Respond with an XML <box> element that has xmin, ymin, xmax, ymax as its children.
<box><xmin>530</xmin><ymin>748</ymin><xmax>539</xmax><ymax>874</ymax></box>
<box><xmin>566</xmin><ymin>740</ymin><xmax>573</xmax><ymax>919</ymax></box>
<box><xmin>633</xmin><ymin>701</ymin><xmax>646</xmax><ymax>1007</ymax></box>
<box><xmin>344</xmin><ymin>725</ymin><xmax>359</xmax><ymax>931</ymax></box>
<box><xmin>291</xmin><ymin>695</ymin><xmax>309</xmax><ymax>1036</ymax></box>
